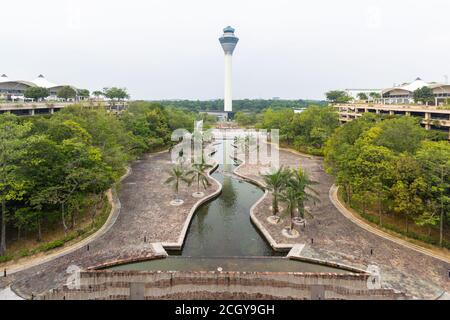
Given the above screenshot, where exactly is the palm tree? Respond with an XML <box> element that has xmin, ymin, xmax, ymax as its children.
<box><xmin>191</xmin><ymin>158</ymin><xmax>213</xmax><ymax>197</ymax></box>
<box><xmin>289</xmin><ymin>168</ymin><xmax>320</xmax><ymax>222</ymax></box>
<box><xmin>279</xmin><ymin>183</ymin><xmax>298</xmax><ymax>235</ymax></box>
<box><xmin>234</xmin><ymin>135</ymin><xmax>246</xmax><ymax>152</ymax></box>
<box><xmin>165</xmin><ymin>164</ymin><xmax>192</xmax><ymax>205</ymax></box>
<box><xmin>262</xmin><ymin>166</ymin><xmax>288</xmax><ymax>219</ymax></box>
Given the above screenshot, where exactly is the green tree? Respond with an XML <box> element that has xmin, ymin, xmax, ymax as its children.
<box><xmin>21</xmin><ymin>134</ymin><xmax>65</xmax><ymax>241</ymax></box>
<box><xmin>324</xmin><ymin>113</ymin><xmax>379</xmax><ymax>203</ymax></box>
<box><xmin>57</xmin><ymin>86</ymin><xmax>77</xmax><ymax>101</ymax></box>
<box><xmin>77</xmin><ymin>89</ymin><xmax>90</xmax><ymax>98</ymax></box>
<box><xmin>278</xmin><ymin>174</ymin><xmax>298</xmax><ymax>234</ymax></box>
<box><xmin>46</xmin><ymin>139</ymin><xmax>110</xmax><ymax>232</ymax></box>
<box><xmin>262</xmin><ymin>167</ymin><xmax>288</xmax><ymax>218</ymax></box>
<box><xmin>0</xmin><ymin>114</ymin><xmax>32</xmax><ymax>255</ymax></box>
<box><xmin>413</xmin><ymin>86</ymin><xmax>434</xmax><ymax>105</ymax></box>
<box><xmin>357</xmin><ymin>93</ymin><xmax>368</xmax><ymax>101</ymax></box>
<box><xmin>257</xmin><ymin>108</ymin><xmax>295</xmax><ymax>142</ymax></box>
<box><xmin>13</xmin><ymin>208</ymin><xmax>39</xmax><ymax>241</ymax></box>
<box><xmin>289</xmin><ymin>106</ymin><xmax>339</xmax><ymax>153</ymax></box>
<box><xmin>353</xmin><ymin>141</ymin><xmax>395</xmax><ymax>226</ymax></box>
<box><xmin>415</xmin><ymin>141</ymin><xmax>450</xmax><ymax>246</ymax></box>
<box><xmin>372</xmin><ymin>116</ymin><xmax>426</xmax><ymax>154</ymax></box>
<box><xmin>166</xmin><ymin>106</ymin><xmax>195</xmax><ymax>132</ymax></box>
<box><xmin>257</xmin><ymin>106</ymin><xmax>339</xmax><ymax>155</ymax></box>
<box><xmin>392</xmin><ymin>155</ymin><xmax>426</xmax><ymax>233</ymax></box>
<box><xmin>369</xmin><ymin>92</ymin><xmax>381</xmax><ymax>100</ymax></box>
<box><xmin>103</xmin><ymin>87</ymin><xmax>129</xmax><ymax>101</ymax></box>
<box><xmin>92</xmin><ymin>90</ymin><xmax>103</xmax><ymax>99</ymax></box>
<box><xmin>62</xmin><ymin>141</ymin><xmax>113</xmax><ymax>227</ymax></box>
<box><xmin>24</xmin><ymin>87</ymin><xmax>50</xmax><ymax>102</ymax></box>
<box><xmin>288</xmin><ymin>167</ymin><xmax>319</xmax><ymax>220</ymax></box>
<box><xmin>235</xmin><ymin>112</ymin><xmax>256</xmax><ymax>127</ymax></box>
<box><xmin>49</xmin><ymin>106</ymin><xmax>138</xmax><ymax>177</ymax></box>
<box><xmin>121</xmin><ymin>102</ymin><xmax>173</xmax><ymax>151</ymax></box>
<box><xmin>165</xmin><ymin>165</ymin><xmax>192</xmax><ymax>202</ymax></box>
<box><xmin>325</xmin><ymin>90</ymin><xmax>352</xmax><ymax>103</ymax></box>
<box><xmin>191</xmin><ymin>159</ymin><xmax>213</xmax><ymax>195</ymax></box>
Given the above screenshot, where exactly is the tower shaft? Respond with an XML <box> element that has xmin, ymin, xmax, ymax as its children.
<box><xmin>219</xmin><ymin>26</ymin><xmax>238</xmax><ymax>114</ymax></box>
<box><xmin>224</xmin><ymin>53</ymin><xmax>233</xmax><ymax>112</ymax></box>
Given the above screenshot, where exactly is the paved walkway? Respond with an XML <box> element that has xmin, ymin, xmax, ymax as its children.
<box><xmin>0</xmin><ymin>286</ymin><xmax>23</xmax><ymax>300</ymax></box>
<box><xmin>235</xmin><ymin>144</ymin><xmax>450</xmax><ymax>299</ymax></box>
<box><xmin>0</xmin><ymin>151</ymin><xmax>220</xmax><ymax>298</ymax></box>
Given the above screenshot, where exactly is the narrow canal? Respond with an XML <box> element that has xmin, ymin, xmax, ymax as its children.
<box><xmin>173</xmin><ymin>139</ymin><xmax>275</xmax><ymax>257</ymax></box>
<box><xmin>109</xmin><ymin>138</ymin><xmax>350</xmax><ymax>273</ymax></box>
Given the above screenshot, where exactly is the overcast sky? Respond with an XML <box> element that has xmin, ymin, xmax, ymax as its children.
<box><xmin>1</xmin><ymin>0</ymin><xmax>449</xmax><ymax>100</ymax></box>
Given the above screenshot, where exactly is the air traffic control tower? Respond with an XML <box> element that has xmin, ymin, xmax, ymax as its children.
<box><xmin>219</xmin><ymin>26</ymin><xmax>239</xmax><ymax>114</ymax></box>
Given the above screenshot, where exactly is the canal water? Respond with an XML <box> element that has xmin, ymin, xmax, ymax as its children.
<box><xmin>172</xmin><ymin>139</ymin><xmax>275</xmax><ymax>257</ymax></box>
<box><xmin>108</xmin><ymin>139</ymin><xmax>351</xmax><ymax>273</ymax></box>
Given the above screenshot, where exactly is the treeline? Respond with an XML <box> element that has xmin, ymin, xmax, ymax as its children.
<box><xmin>156</xmin><ymin>99</ymin><xmax>326</xmax><ymax>113</ymax></box>
<box><xmin>238</xmin><ymin>106</ymin><xmax>449</xmax><ymax>247</ymax></box>
<box><xmin>0</xmin><ymin>101</ymin><xmax>201</xmax><ymax>259</ymax></box>
<box><xmin>324</xmin><ymin>114</ymin><xmax>450</xmax><ymax>247</ymax></box>
<box><xmin>239</xmin><ymin>106</ymin><xmax>340</xmax><ymax>155</ymax></box>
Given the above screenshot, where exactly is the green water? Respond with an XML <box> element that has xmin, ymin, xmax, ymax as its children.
<box><xmin>109</xmin><ymin>256</ymin><xmax>349</xmax><ymax>273</ymax></box>
<box><xmin>109</xmin><ymin>139</ymin><xmax>352</xmax><ymax>273</ymax></box>
<box><xmin>173</xmin><ymin>140</ymin><xmax>274</xmax><ymax>256</ymax></box>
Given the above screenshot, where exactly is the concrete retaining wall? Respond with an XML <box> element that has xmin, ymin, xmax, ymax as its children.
<box><xmin>39</xmin><ymin>270</ymin><xmax>409</xmax><ymax>300</ymax></box>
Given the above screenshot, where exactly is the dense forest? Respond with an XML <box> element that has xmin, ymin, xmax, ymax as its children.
<box><xmin>155</xmin><ymin>99</ymin><xmax>327</xmax><ymax>112</ymax></box>
<box><xmin>324</xmin><ymin>114</ymin><xmax>450</xmax><ymax>247</ymax></box>
<box><xmin>0</xmin><ymin>101</ymin><xmax>203</xmax><ymax>261</ymax></box>
<box><xmin>236</xmin><ymin>106</ymin><xmax>340</xmax><ymax>155</ymax></box>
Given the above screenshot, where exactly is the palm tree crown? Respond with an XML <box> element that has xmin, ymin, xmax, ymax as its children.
<box><xmin>262</xmin><ymin>166</ymin><xmax>289</xmax><ymax>216</ymax></box>
<box><xmin>165</xmin><ymin>165</ymin><xmax>192</xmax><ymax>200</ymax></box>
<box><xmin>288</xmin><ymin>168</ymin><xmax>319</xmax><ymax>218</ymax></box>
<box><xmin>191</xmin><ymin>158</ymin><xmax>213</xmax><ymax>192</ymax></box>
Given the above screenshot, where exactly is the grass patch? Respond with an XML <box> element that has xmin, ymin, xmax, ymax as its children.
<box><xmin>38</xmin><ymin>240</ymin><xmax>65</xmax><ymax>252</ymax></box>
<box><xmin>0</xmin><ymin>254</ymin><xmax>13</xmax><ymax>263</ymax></box>
<box><xmin>279</xmin><ymin>141</ymin><xmax>324</xmax><ymax>156</ymax></box>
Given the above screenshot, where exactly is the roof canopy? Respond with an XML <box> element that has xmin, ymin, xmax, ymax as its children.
<box><xmin>0</xmin><ymin>74</ymin><xmax>10</xmax><ymax>83</ymax></box>
<box><xmin>0</xmin><ymin>74</ymin><xmax>76</xmax><ymax>91</ymax></box>
<box><xmin>382</xmin><ymin>78</ymin><xmax>447</xmax><ymax>95</ymax></box>
<box><xmin>31</xmin><ymin>74</ymin><xmax>58</xmax><ymax>88</ymax></box>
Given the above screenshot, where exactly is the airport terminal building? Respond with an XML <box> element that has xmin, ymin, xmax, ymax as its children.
<box><xmin>335</xmin><ymin>78</ymin><xmax>450</xmax><ymax>139</ymax></box>
<box><xmin>380</xmin><ymin>78</ymin><xmax>450</xmax><ymax>105</ymax></box>
<box><xmin>0</xmin><ymin>74</ymin><xmax>78</xmax><ymax>101</ymax></box>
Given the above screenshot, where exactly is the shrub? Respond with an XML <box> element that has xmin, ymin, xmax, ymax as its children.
<box><xmin>19</xmin><ymin>249</ymin><xmax>30</xmax><ymax>257</ymax></box>
<box><xmin>0</xmin><ymin>254</ymin><xmax>13</xmax><ymax>263</ymax></box>
<box><xmin>39</xmin><ymin>240</ymin><xmax>64</xmax><ymax>251</ymax></box>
